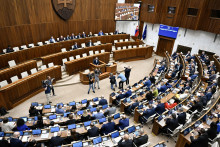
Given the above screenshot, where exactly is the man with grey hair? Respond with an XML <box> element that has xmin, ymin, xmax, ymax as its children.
<box><xmin>10</xmin><ymin>131</ymin><xmax>30</xmax><ymax>147</ymax></box>
<box><xmin>118</xmin><ymin>134</ymin><xmax>133</xmax><ymax>146</ymax></box>
<box><xmin>105</xmin><ymin>104</ymin><xmax>116</xmax><ymax>116</ymax></box>
<box><xmin>50</xmin><ymin>131</ymin><xmax>64</xmax><ymax>146</ymax></box>
<box><xmin>133</xmin><ymin>128</ymin><xmax>148</xmax><ymax>146</ymax></box>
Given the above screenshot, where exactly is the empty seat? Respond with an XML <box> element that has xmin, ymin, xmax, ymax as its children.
<box><xmin>81</xmin><ymin>43</ymin><xmax>86</xmax><ymax>48</ymax></box>
<box><xmin>95</xmin><ymin>51</ymin><xmax>99</xmax><ymax>54</ymax></box>
<box><xmin>8</xmin><ymin>60</ymin><xmax>16</xmax><ymax>67</ymax></box>
<box><xmin>125</xmin><ymin>39</ymin><xmax>129</xmax><ymax>42</ymax></box>
<box><xmin>117</xmin><ymin>47</ymin><xmax>121</xmax><ymax>50</ymax></box>
<box><xmin>109</xmin><ymin>32</ymin><xmax>113</xmax><ymax>35</ymax></box>
<box><xmin>94</xmin><ymin>34</ymin><xmax>98</xmax><ymax>36</ymax></box>
<box><xmin>21</xmin><ymin>71</ymin><xmax>28</xmax><ymax>78</ymax></box>
<box><xmin>119</xmin><ymin>39</ymin><xmax>123</xmax><ymax>42</ymax></box>
<box><xmin>61</xmin><ymin>48</ymin><xmax>67</xmax><ymax>52</ymax></box>
<box><xmin>13</xmin><ymin>47</ymin><xmax>19</xmax><ymax>52</ymax></box>
<box><xmin>122</xmin><ymin>46</ymin><xmax>126</xmax><ymax>49</ymax></box>
<box><xmin>45</xmin><ymin>41</ymin><xmax>50</xmax><ymax>44</ymax></box>
<box><xmin>84</xmin><ymin>69</ymin><xmax>90</xmax><ymax>74</ymax></box>
<box><xmin>97</xmin><ymin>41</ymin><xmax>101</xmax><ymax>44</ymax></box>
<box><xmin>30</xmin><ymin>68</ymin><xmax>38</xmax><ymax>74</ymax></box>
<box><xmin>89</xmin><ymin>50</ymin><xmax>94</xmax><ymax>56</ymax></box>
<box><xmin>101</xmin><ymin>49</ymin><xmax>105</xmax><ymax>53</ymax></box>
<box><xmin>62</xmin><ymin>58</ymin><xmax>68</xmax><ymax>65</ymax></box>
<box><xmin>48</xmin><ymin>62</ymin><xmax>54</xmax><ymax>68</ymax></box>
<box><xmin>82</xmin><ymin>53</ymin><xmax>87</xmax><ymax>57</ymax></box>
<box><xmin>37</xmin><ymin>42</ymin><xmax>43</xmax><ymax>46</ymax></box>
<box><xmin>128</xmin><ymin>45</ymin><xmax>132</xmax><ymax>49</ymax></box>
<box><xmin>11</xmin><ymin>76</ymin><xmax>19</xmax><ymax>83</ymax></box>
<box><xmin>28</xmin><ymin>43</ymin><xmax>35</xmax><ymax>48</ymax></box>
<box><xmin>69</xmin><ymin>56</ymin><xmax>74</xmax><ymax>61</ymax></box>
<box><xmin>3</xmin><ymin>49</ymin><xmax>7</xmax><ymax>53</ymax></box>
<box><xmin>0</xmin><ymin>80</ymin><xmax>8</xmax><ymax>88</ymax></box>
<box><xmin>133</xmin><ymin>45</ymin><xmax>137</xmax><ymax>48</ymax></box>
<box><xmin>57</xmin><ymin>38</ymin><xmax>60</xmax><ymax>41</ymax></box>
<box><xmin>105</xmin><ymin>33</ymin><xmax>108</xmax><ymax>35</ymax></box>
<box><xmin>112</xmin><ymin>47</ymin><xmax>116</xmax><ymax>51</ymax></box>
<box><xmin>76</xmin><ymin>55</ymin><xmax>80</xmax><ymax>59</ymax></box>
<box><xmin>41</xmin><ymin>65</ymin><xmax>47</xmax><ymax>70</ymax></box>
<box><xmin>20</xmin><ymin>45</ymin><xmax>28</xmax><ymax>49</ymax></box>
<box><xmin>139</xmin><ymin>45</ymin><xmax>143</xmax><ymax>47</ymax></box>
<box><xmin>114</xmin><ymin>40</ymin><xmax>118</xmax><ymax>43</ymax></box>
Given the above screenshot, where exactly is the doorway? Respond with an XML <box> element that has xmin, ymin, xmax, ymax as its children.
<box><xmin>156</xmin><ymin>36</ymin><xmax>175</xmax><ymax>57</ymax></box>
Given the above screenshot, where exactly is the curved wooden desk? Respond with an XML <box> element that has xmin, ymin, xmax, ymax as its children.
<box><xmin>113</xmin><ymin>46</ymin><xmax>153</xmax><ymax>61</ymax></box>
<box><xmin>0</xmin><ymin>66</ymin><xmax>62</xmax><ymax>110</ymax></box>
<box><xmin>115</xmin><ymin>41</ymin><xmax>140</xmax><ymax>48</ymax></box>
<box><xmin>65</xmin><ymin>52</ymin><xmax>110</xmax><ymax>75</ymax></box>
<box><xmin>0</xmin><ymin>34</ymin><xmax>129</xmax><ymax>69</ymax></box>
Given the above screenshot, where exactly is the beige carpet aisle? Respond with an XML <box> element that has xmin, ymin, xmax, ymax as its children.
<box><xmin>5</xmin><ymin>55</ymin><xmax>176</xmax><ymax>146</ymax></box>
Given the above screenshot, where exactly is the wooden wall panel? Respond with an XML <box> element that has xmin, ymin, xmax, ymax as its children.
<box><xmin>0</xmin><ymin>0</ymin><xmax>117</xmax><ymax>50</ymax></box>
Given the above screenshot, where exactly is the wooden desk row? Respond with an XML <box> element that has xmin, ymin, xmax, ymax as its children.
<box><xmin>41</xmin><ymin>44</ymin><xmax>112</xmax><ymax>66</ymax></box>
<box><xmin>0</xmin><ymin>60</ymin><xmax>37</xmax><ymax>83</ymax></box>
<box><xmin>65</xmin><ymin>52</ymin><xmax>110</xmax><ymax>75</ymax></box>
<box><xmin>0</xmin><ymin>66</ymin><xmax>62</xmax><ymax>110</ymax></box>
<box><xmin>113</xmin><ymin>46</ymin><xmax>153</xmax><ymax>61</ymax></box>
<box><xmin>0</xmin><ymin>34</ymin><xmax>130</xmax><ymax>69</ymax></box>
<box><xmin>115</xmin><ymin>41</ymin><xmax>140</xmax><ymax>49</ymax></box>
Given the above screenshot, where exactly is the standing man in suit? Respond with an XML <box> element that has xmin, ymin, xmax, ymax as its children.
<box><xmin>87</xmin><ymin>72</ymin><xmax>95</xmax><ymax>94</ymax></box>
<box><xmin>44</xmin><ymin>80</ymin><xmax>52</xmax><ymax>104</ymax></box>
<box><xmin>109</xmin><ymin>73</ymin><xmax>117</xmax><ymax>91</ymax></box>
<box><xmin>50</xmin><ymin>131</ymin><xmax>65</xmax><ymax>147</ymax></box>
<box><xmin>133</xmin><ymin>129</ymin><xmax>148</xmax><ymax>146</ymax></box>
<box><xmin>117</xmin><ymin>71</ymin><xmax>126</xmax><ymax>90</ymax></box>
<box><xmin>177</xmin><ymin>107</ymin><xmax>186</xmax><ymax>125</ymax></box>
<box><xmin>46</xmin><ymin>76</ymin><xmax>55</xmax><ymax>96</ymax></box>
<box><xmin>98</xmin><ymin>30</ymin><xmax>104</xmax><ymax>36</ymax></box>
<box><xmin>94</xmin><ymin>68</ymin><xmax>101</xmax><ymax>89</ymax></box>
<box><xmin>93</xmin><ymin>57</ymin><xmax>100</xmax><ymax>65</ymax></box>
<box><xmin>87</xmin><ymin>122</ymin><xmax>99</xmax><ymax>137</ymax></box>
<box><xmin>101</xmin><ymin>117</ymin><xmax>115</xmax><ymax>135</ymax></box>
<box><xmin>124</xmin><ymin>66</ymin><xmax>131</xmax><ymax>85</ymax></box>
<box><xmin>118</xmin><ymin>134</ymin><xmax>133</xmax><ymax>147</ymax></box>
<box><xmin>86</xmin><ymin>40</ymin><xmax>94</xmax><ymax>47</ymax></box>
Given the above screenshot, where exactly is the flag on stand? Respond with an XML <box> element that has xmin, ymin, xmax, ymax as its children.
<box><xmin>142</xmin><ymin>24</ymin><xmax>147</xmax><ymax>40</ymax></box>
<box><xmin>135</xmin><ymin>26</ymin><xmax>139</xmax><ymax>37</ymax></box>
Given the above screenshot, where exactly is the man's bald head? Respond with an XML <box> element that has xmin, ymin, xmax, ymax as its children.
<box><xmin>124</xmin><ymin>134</ymin><xmax>129</xmax><ymax>140</ymax></box>
<box><xmin>13</xmin><ymin>132</ymin><xmax>20</xmax><ymax>138</ymax></box>
<box><xmin>57</xmin><ymin>131</ymin><xmax>61</xmax><ymax>136</ymax></box>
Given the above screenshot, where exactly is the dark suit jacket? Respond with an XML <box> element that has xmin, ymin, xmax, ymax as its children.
<box><xmin>50</xmin><ymin>136</ymin><xmax>64</xmax><ymax>147</ymax></box>
<box><xmin>130</xmin><ymin>102</ymin><xmax>139</xmax><ymax>110</ymax></box>
<box><xmin>177</xmin><ymin>112</ymin><xmax>186</xmax><ymax>124</ymax></box>
<box><xmin>86</xmin><ymin>42</ymin><xmax>94</xmax><ymax>47</ymax></box>
<box><xmin>93</xmin><ymin>59</ymin><xmax>100</xmax><ymax>65</ymax></box>
<box><xmin>143</xmin><ymin>108</ymin><xmax>156</xmax><ymax>119</ymax></box>
<box><xmin>10</xmin><ymin>138</ymin><xmax>28</xmax><ymax>147</ymax></box>
<box><xmin>190</xmin><ymin>133</ymin><xmax>208</xmax><ymax>147</ymax></box>
<box><xmin>65</xmin><ymin>119</ymin><xmax>76</xmax><ymax>125</ymax></box>
<box><xmin>116</xmin><ymin>94</ymin><xmax>125</xmax><ymax>101</ymax></box>
<box><xmin>165</xmin><ymin>118</ymin><xmax>179</xmax><ymax>131</ymax></box>
<box><xmin>73</xmin><ymin>45</ymin><xmax>81</xmax><ymax>49</ymax></box>
<box><xmin>99</xmin><ymin>99</ymin><xmax>108</xmax><ymax>106</ymax></box>
<box><xmin>101</xmin><ymin>122</ymin><xmax>115</xmax><ymax>135</ymax></box>
<box><xmin>118</xmin><ymin>139</ymin><xmax>133</xmax><ymax>147</ymax></box>
<box><xmin>206</xmin><ymin>127</ymin><xmax>217</xmax><ymax>140</ymax></box>
<box><xmin>155</xmin><ymin>103</ymin><xmax>166</xmax><ymax>114</ymax></box>
<box><xmin>87</xmin><ymin>126</ymin><xmax>99</xmax><ymax>137</ymax></box>
<box><xmin>133</xmin><ymin>135</ymin><xmax>148</xmax><ymax>147</ymax></box>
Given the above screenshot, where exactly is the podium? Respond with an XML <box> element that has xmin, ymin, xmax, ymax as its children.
<box><xmin>90</xmin><ymin>60</ymin><xmax>106</xmax><ymax>73</ymax></box>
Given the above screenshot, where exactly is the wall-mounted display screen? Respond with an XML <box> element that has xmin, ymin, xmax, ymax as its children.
<box><xmin>115</xmin><ymin>3</ymin><xmax>140</xmax><ymax>21</ymax></box>
<box><xmin>158</xmin><ymin>24</ymin><xmax>179</xmax><ymax>39</ymax></box>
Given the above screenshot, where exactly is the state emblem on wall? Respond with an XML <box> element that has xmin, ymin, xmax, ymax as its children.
<box><xmin>52</xmin><ymin>0</ymin><xmax>76</xmax><ymax>20</ymax></box>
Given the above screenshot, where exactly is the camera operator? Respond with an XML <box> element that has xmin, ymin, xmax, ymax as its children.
<box><xmin>46</xmin><ymin>76</ymin><xmax>56</xmax><ymax>96</ymax></box>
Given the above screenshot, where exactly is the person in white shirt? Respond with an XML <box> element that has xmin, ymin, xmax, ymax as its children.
<box><xmin>1</xmin><ymin>117</ymin><xmax>15</xmax><ymax>132</ymax></box>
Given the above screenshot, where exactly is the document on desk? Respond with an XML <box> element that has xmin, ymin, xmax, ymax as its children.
<box><xmin>22</xmin><ymin>136</ymin><xmax>29</xmax><ymax>142</ymax></box>
<box><xmin>41</xmin><ymin>133</ymin><xmax>49</xmax><ymax>139</ymax></box>
<box><xmin>182</xmin><ymin>105</ymin><xmax>189</xmax><ymax>110</ymax></box>
<box><xmin>51</xmin><ymin>108</ymin><xmax>56</xmax><ymax>112</ymax></box>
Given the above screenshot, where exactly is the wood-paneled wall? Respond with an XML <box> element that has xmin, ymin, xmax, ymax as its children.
<box><xmin>126</xmin><ymin>0</ymin><xmax>220</xmax><ymax>34</ymax></box>
<box><xmin>0</xmin><ymin>0</ymin><xmax>117</xmax><ymax>49</ymax></box>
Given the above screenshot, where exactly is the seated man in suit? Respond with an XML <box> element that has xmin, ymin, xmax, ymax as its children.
<box><xmin>114</xmin><ymin>29</ymin><xmax>119</xmax><ymax>34</ymax></box>
<box><xmin>99</xmin><ymin>96</ymin><xmax>108</xmax><ymax>106</ymax></box>
<box><xmin>158</xmin><ymin>63</ymin><xmax>166</xmax><ymax>73</ymax></box>
<box><xmin>98</xmin><ymin>30</ymin><xmax>104</xmax><ymax>36</ymax></box>
<box><xmin>64</xmin><ymin>114</ymin><xmax>76</xmax><ymax>125</ymax></box>
<box><xmin>73</xmin><ymin>42</ymin><xmax>81</xmax><ymax>49</ymax></box>
<box><xmin>190</xmin><ymin>128</ymin><xmax>208</xmax><ymax>147</ymax></box>
<box><xmin>87</xmin><ymin>122</ymin><xmax>99</xmax><ymax>137</ymax></box>
<box><xmin>86</xmin><ymin>40</ymin><xmax>94</xmax><ymax>47</ymax></box>
<box><xmin>133</xmin><ymin>129</ymin><xmax>148</xmax><ymax>147</ymax></box>
<box><xmin>76</xmin><ymin>33</ymin><xmax>81</xmax><ymax>39</ymax></box>
<box><xmin>6</xmin><ymin>45</ymin><xmax>14</xmax><ymax>53</ymax></box>
<box><xmin>92</xmin><ymin>109</ymin><xmax>105</xmax><ymax>119</ymax></box>
<box><xmin>124</xmin><ymin>88</ymin><xmax>132</xmax><ymax>98</ymax></box>
<box><xmin>49</xmin><ymin>36</ymin><xmax>56</xmax><ymax>43</ymax></box>
<box><xmin>104</xmin><ymin>105</ymin><xmax>116</xmax><ymax>116</ymax></box>
<box><xmin>101</xmin><ymin>117</ymin><xmax>115</xmax><ymax>135</ymax></box>
<box><xmin>126</xmin><ymin>100</ymin><xmax>139</xmax><ymax>114</ymax></box>
<box><xmin>189</xmin><ymin>97</ymin><xmax>203</xmax><ymax>112</ymax></box>
<box><xmin>118</xmin><ymin>134</ymin><xmax>133</xmax><ymax>147</ymax></box>
<box><xmin>164</xmin><ymin>113</ymin><xmax>179</xmax><ymax>133</ymax></box>
<box><xmin>143</xmin><ymin>77</ymin><xmax>152</xmax><ymax>88</ymax></box>
<box><xmin>142</xmin><ymin>104</ymin><xmax>156</xmax><ymax>121</ymax></box>
<box><xmin>59</xmin><ymin>35</ymin><xmax>64</xmax><ymax>41</ymax></box>
<box><xmin>50</xmin><ymin>131</ymin><xmax>65</xmax><ymax>147</ymax></box>
<box><xmin>10</xmin><ymin>132</ymin><xmax>30</xmax><ymax>147</ymax></box>
<box><xmin>158</xmin><ymin>82</ymin><xmax>168</xmax><ymax>93</ymax></box>
<box><xmin>200</xmin><ymin>51</ymin><xmax>206</xmax><ymax>61</ymax></box>
<box><xmin>82</xmin><ymin>32</ymin><xmax>86</xmax><ymax>38</ymax></box>
<box><xmin>70</xmin><ymin>33</ymin><xmax>75</xmax><ymax>39</ymax></box>
<box><xmin>171</xmin><ymin>51</ymin><xmax>178</xmax><ymax>60</ymax></box>
<box><xmin>66</xmin><ymin>35</ymin><xmax>70</xmax><ymax>40</ymax></box>
<box><xmin>208</xmin><ymin>71</ymin><xmax>216</xmax><ymax>82</ymax></box>
<box><xmin>155</xmin><ymin>100</ymin><xmax>166</xmax><ymax>115</ymax></box>
<box><xmin>93</xmin><ymin>57</ymin><xmax>100</xmax><ymax>65</ymax></box>
<box><xmin>205</xmin><ymin>88</ymin><xmax>213</xmax><ymax>101</ymax></box>
<box><xmin>118</xmin><ymin>115</ymin><xmax>129</xmax><ymax>130</ymax></box>
<box><xmin>177</xmin><ymin>107</ymin><xmax>186</xmax><ymax>125</ymax></box>
<box><xmin>56</xmin><ymin>105</ymin><xmax>65</xmax><ymax>114</ymax></box>
<box><xmin>185</xmin><ymin>51</ymin><xmax>191</xmax><ymax>58</ymax></box>
<box><xmin>116</xmin><ymin>91</ymin><xmax>125</xmax><ymax>101</ymax></box>
<box><xmin>204</xmin><ymin>56</ymin><xmax>210</xmax><ymax>65</ymax></box>
<box><xmin>88</xmin><ymin>32</ymin><xmax>93</xmax><ymax>37</ymax></box>
<box><xmin>188</xmin><ymin>72</ymin><xmax>198</xmax><ymax>81</ymax></box>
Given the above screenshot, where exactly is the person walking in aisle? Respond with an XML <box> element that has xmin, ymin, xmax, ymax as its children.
<box><xmin>124</xmin><ymin>66</ymin><xmax>132</xmax><ymax>85</ymax></box>
<box><xmin>94</xmin><ymin>68</ymin><xmax>101</xmax><ymax>89</ymax></box>
<box><xmin>87</xmin><ymin>72</ymin><xmax>95</xmax><ymax>94</ymax></box>
<box><xmin>109</xmin><ymin>73</ymin><xmax>117</xmax><ymax>91</ymax></box>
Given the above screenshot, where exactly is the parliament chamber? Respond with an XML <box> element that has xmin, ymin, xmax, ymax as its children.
<box><xmin>0</xmin><ymin>0</ymin><xmax>219</xmax><ymax>147</ymax></box>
